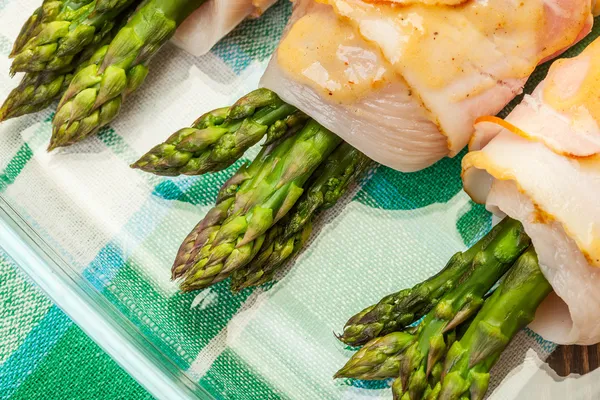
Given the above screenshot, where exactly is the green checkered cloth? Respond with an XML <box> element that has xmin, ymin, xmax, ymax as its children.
<box><xmin>0</xmin><ymin>1</ymin><xmax>599</xmax><ymax>399</ymax></box>
<box><xmin>0</xmin><ymin>248</ymin><xmax>152</xmax><ymax>399</ymax></box>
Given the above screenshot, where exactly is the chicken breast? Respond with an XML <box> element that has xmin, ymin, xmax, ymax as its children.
<box><xmin>462</xmin><ymin>37</ymin><xmax>600</xmax><ymax>345</ymax></box>
<box><xmin>261</xmin><ymin>0</ymin><xmax>593</xmax><ymax>172</ymax></box>
<box><xmin>172</xmin><ymin>0</ymin><xmax>278</xmax><ymax>56</ymax></box>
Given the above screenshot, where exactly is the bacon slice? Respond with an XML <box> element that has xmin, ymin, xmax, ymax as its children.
<box><xmin>261</xmin><ymin>0</ymin><xmax>593</xmax><ymax>171</ymax></box>
<box><xmin>172</xmin><ymin>0</ymin><xmax>278</xmax><ymax>57</ymax></box>
<box><xmin>463</xmin><ymin>37</ymin><xmax>600</xmax><ymax>345</ymax></box>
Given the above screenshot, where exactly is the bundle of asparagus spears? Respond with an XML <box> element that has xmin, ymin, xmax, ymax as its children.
<box><xmin>132</xmin><ymin>88</ymin><xmax>373</xmax><ymax>292</ymax></box>
<box><xmin>335</xmin><ymin>218</ymin><xmax>552</xmax><ymax>400</ymax></box>
<box><xmin>1</xmin><ymin>0</ymin><xmax>209</xmax><ymax>149</ymax></box>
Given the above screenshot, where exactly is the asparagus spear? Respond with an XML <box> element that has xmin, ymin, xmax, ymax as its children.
<box><xmin>11</xmin><ymin>5</ymin><xmax>47</xmax><ymax>58</ymax></box>
<box><xmin>338</xmin><ymin>221</ymin><xmax>507</xmax><ymax>347</ymax></box>
<box><xmin>335</xmin><ymin>323</ymin><xmax>473</xmax><ymax>383</ymax></box>
<box><xmin>438</xmin><ymin>247</ymin><xmax>551</xmax><ymax>400</ymax></box>
<box><xmin>230</xmin><ymin>142</ymin><xmax>372</xmax><ymax>291</ymax></box>
<box><xmin>335</xmin><ymin>331</ymin><xmax>417</xmax><ymax>380</ymax></box>
<box><xmin>171</xmin><ymin>197</ymin><xmax>235</xmax><ymax>281</ymax></box>
<box><xmin>178</xmin><ymin>120</ymin><xmax>342</xmax><ymax>292</ymax></box>
<box><xmin>95</xmin><ymin>0</ymin><xmax>137</xmax><ymax>13</ymax></box>
<box><xmin>392</xmin><ymin>219</ymin><xmax>530</xmax><ymax>400</ymax></box>
<box><xmin>176</xmin><ymin>139</ymin><xmax>299</xmax><ymax>291</ymax></box>
<box><xmin>10</xmin><ymin>0</ymin><xmax>136</xmax><ymax>74</ymax></box>
<box><xmin>131</xmin><ymin>89</ymin><xmax>306</xmax><ymax>176</ymax></box>
<box><xmin>49</xmin><ymin>0</ymin><xmax>208</xmax><ymax>150</ymax></box>
<box><xmin>284</xmin><ymin>142</ymin><xmax>372</xmax><ymax>238</ymax></box>
<box><xmin>229</xmin><ymin>220</ymin><xmax>313</xmax><ymax>292</ymax></box>
<box><xmin>132</xmin><ymin>106</ymin><xmax>230</xmax><ymax>176</ymax></box>
<box><xmin>10</xmin><ymin>1</ymin><xmax>95</xmax><ymax>58</ymax></box>
<box><xmin>1</xmin><ymin>12</ymin><xmax>124</xmax><ymax>122</ymax></box>
<box><xmin>171</xmin><ymin>143</ymin><xmax>279</xmax><ymax>281</ymax></box>
<box><xmin>0</xmin><ymin>70</ymin><xmax>73</xmax><ymax>121</ymax></box>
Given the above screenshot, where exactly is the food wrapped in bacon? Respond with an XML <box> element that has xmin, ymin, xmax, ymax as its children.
<box><xmin>173</xmin><ymin>0</ymin><xmax>278</xmax><ymax>56</ymax></box>
<box><xmin>463</xmin><ymin>37</ymin><xmax>600</xmax><ymax>345</ymax></box>
<box><xmin>260</xmin><ymin>0</ymin><xmax>594</xmax><ymax>171</ymax></box>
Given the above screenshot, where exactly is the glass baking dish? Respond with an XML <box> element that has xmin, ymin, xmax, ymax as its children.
<box><xmin>1</xmin><ymin>1</ymin><xmax>597</xmax><ymax>399</ymax></box>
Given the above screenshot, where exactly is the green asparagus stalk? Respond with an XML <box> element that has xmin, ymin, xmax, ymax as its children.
<box><xmin>437</xmin><ymin>247</ymin><xmax>551</xmax><ymax>400</ymax></box>
<box><xmin>214</xmin><ymin>143</ymin><xmax>283</xmax><ymax>204</ymax></box>
<box><xmin>284</xmin><ymin>142</ymin><xmax>372</xmax><ymax>238</ymax></box>
<box><xmin>95</xmin><ymin>0</ymin><xmax>136</xmax><ymax>13</ymax></box>
<box><xmin>131</xmin><ymin>89</ymin><xmax>306</xmax><ymax>176</ymax></box>
<box><xmin>229</xmin><ymin>142</ymin><xmax>372</xmax><ymax>291</ymax></box>
<box><xmin>1</xmin><ymin>12</ymin><xmax>123</xmax><ymax>122</ymax></box>
<box><xmin>177</xmin><ymin>120</ymin><xmax>342</xmax><ymax>292</ymax></box>
<box><xmin>392</xmin><ymin>219</ymin><xmax>530</xmax><ymax>400</ymax></box>
<box><xmin>334</xmin><ymin>321</ymin><xmax>471</xmax><ymax>382</ymax></box>
<box><xmin>49</xmin><ymin>0</ymin><xmax>207</xmax><ymax>151</ymax></box>
<box><xmin>10</xmin><ymin>0</ymin><xmax>136</xmax><ymax>74</ymax></box>
<box><xmin>0</xmin><ymin>70</ymin><xmax>73</xmax><ymax>121</ymax></box>
<box><xmin>171</xmin><ymin>143</ymin><xmax>280</xmax><ymax>280</ymax></box>
<box><xmin>11</xmin><ymin>5</ymin><xmax>47</xmax><ymax>58</ymax></box>
<box><xmin>229</xmin><ymin>220</ymin><xmax>313</xmax><ymax>292</ymax></box>
<box><xmin>171</xmin><ymin>197</ymin><xmax>235</xmax><ymax>281</ymax></box>
<box><xmin>338</xmin><ymin>220</ymin><xmax>508</xmax><ymax>347</ymax></box>
<box><xmin>132</xmin><ymin>106</ymin><xmax>230</xmax><ymax>176</ymax></box>
<box><xmin>335</xmin><ymin>331</ymin><xmax>417</xmax><ymax>380</ymax></box>
<box><xmin>176</xmin><ymin>138</ymin><xmax>299</xmax><ymax>290</ymax></box>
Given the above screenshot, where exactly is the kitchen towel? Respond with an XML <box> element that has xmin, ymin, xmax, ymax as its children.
<box><xmin>0</xmin><ymin>247</ymin><xmax>152</xmax><ymax>400</ymax></box>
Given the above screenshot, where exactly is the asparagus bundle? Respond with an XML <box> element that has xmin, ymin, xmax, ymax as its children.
<box><xmin>10</xmin><ymin>0</ymin><xmax>136</xmax><ymax>74</ymax></box>
<box><xmin>130</xmin><ymin>83</ymin><xmax>387</xmax><ymax>297</ymax></box>
<box><xmin>437</xmin><ymin>247</ymin><xmax>551</xmax><ymax>400</ymax></box>
<box><xmin>131</xmin><ymin>89</ymin><xmax>307</xmax><ymax>176</ymax></box>
<box><xmin>338</xmin><ymin>221</ymin><xmax>507</xmax><ymax>347</ymax></box>
<box><xmin>230</xmin><ymin>142</ymin><xmax>372</xmax><ymax>291</ymax></box>
<box><xmin>175</xmin><ymin>119</ymin><xmax>342</xmax><ymax>292</ymax></box>
<box><xmin>392</xmin><ymin>219</ymin><xmax>529</xmax><ymax>400</ymax></box>
<box><xmin>135</xmin><ymin>90</ymin><xmax>370</xmax><ymax>294</ymax></box>
<box><xmin>336</xmin><ymin>219</ymin><xmax>533</xmax><ymax>400</ymax></box>
<box><xmin>49</xmin><ymin>0</ymin><xmax>207</xmax><ymax>150</ymax></box>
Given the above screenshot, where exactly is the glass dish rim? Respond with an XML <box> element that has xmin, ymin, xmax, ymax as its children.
<box><xmin>0</xmin><ymin>193</ymin><xmax>213</xmax><ymax>400</ymax></box>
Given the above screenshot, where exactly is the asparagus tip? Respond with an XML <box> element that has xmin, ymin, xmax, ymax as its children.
<box><xmin>179</xmin><ymin>281</ymin><xmax>197</xmax><ymax>293</ymax></box>
<box><xmin>48</xmin><ymin>130</ymin><xmax>63</xmax><ymax>152</ymax></box>
<box><xmin>0</xmin><ymin>96</ymin><xmax>11</xmax><ymax>122</ymax></box>
<box><xmin>171</xmin><ymin>265</ymin><xmax>185</xmax><ymax>281</ymax></box>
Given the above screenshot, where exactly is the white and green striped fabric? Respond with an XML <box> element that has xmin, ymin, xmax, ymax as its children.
<box><xmin>1</xmin><ymin>1</ymin><xmax>598</xmax><ymax>399</ymax></box>
<box><xmin>0</xmin><ymin>246</ymin><xmax>152</xmax><ymax>399</ymax></box>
